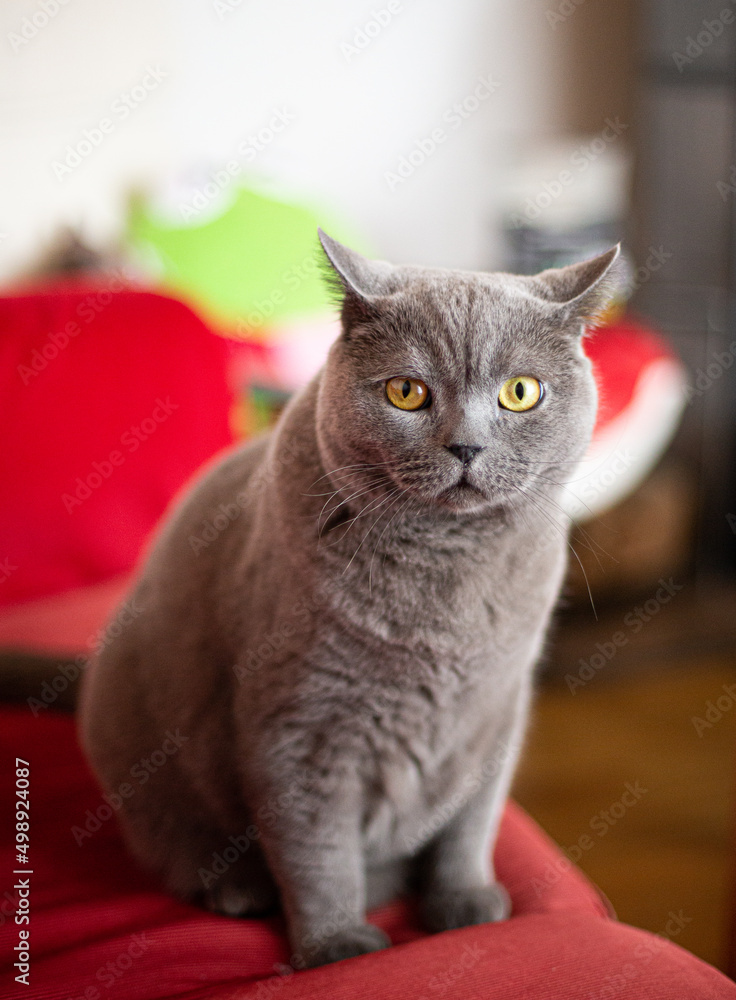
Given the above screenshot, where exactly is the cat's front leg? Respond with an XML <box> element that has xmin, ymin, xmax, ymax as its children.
<box><xmin>417</xmin><ymin>742</ymin><xmax>520</xmax><ymax>934</ymax></box>
<box><xmin>253</xmin><ymin>770</ymin><xmax>390</xmax><ymax>967</ymax></box>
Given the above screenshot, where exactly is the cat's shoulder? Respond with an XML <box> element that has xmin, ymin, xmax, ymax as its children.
<box><xmin>183</xmin><ymin>435</ymin><xmax>271</xmax><ymax>505</ymax></box>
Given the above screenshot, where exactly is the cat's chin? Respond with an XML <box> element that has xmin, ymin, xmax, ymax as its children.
<box><xmin>436</xmin><ymin>481</ymin><xmax>492</xmax><ymax>514</ymax></box>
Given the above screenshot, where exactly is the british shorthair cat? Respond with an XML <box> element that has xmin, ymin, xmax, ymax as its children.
<box><xmin>80</xmin><ymin>230</ymin><xmax>620</xmax><ymax>967</ymax></box>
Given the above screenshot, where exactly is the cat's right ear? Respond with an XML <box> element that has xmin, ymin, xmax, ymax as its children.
<box><xmin>528</xmin><ymin>245</ymin><xmax>623</xmax><ymax>328</ymax></box>
<box><xmin>317</xmin><ymin>230</ymin><xmax>395</xmax><ymax>325</ymax></box>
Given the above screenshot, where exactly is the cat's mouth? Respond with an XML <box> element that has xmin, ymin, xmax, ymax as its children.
<box><xmin>389</xmin><ymin>466</ymin><xmax>491</xmax><ymax>511</ymax></box>
<box><xmin>457</xmin><ymin>471</ymin><xmax>480</xmax><ymax>491</ymax></box>
<box><xmin>438</xmin><ymin>472</ymin><xmax>488</xmax><ymax>509</ymax></box>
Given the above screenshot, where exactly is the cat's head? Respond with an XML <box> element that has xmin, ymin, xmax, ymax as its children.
<box><xmin>315</xmin><ymin>230</ymin><xmax>620</xmax><ymax>517</ymax></box>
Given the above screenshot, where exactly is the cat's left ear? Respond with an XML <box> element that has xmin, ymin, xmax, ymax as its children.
<box><xmin>318</xmin><ymin>229</ymin><xmax>395</xmax><ymax>303</ymax></box>
<box><xmin>529</xmin><ymin>245</ymin><xmax>622</xmax><ymax>327</ymax></box>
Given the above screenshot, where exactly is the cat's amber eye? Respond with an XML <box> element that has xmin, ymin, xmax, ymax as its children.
<box><xmin>498</xmin><ymin>376</ymin><xmax>543</xmax><ymax>412</ymax></box>
<box><xmin>386</xmin><ymin>377</ymin><xmax>431</xmax><ymax>411</ymax></box>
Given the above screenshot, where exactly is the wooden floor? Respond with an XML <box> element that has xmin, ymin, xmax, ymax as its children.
<box><xmin>513</xmin><ymin>583</ymin><xmax>736</xmax><ymax>973</ymax></box>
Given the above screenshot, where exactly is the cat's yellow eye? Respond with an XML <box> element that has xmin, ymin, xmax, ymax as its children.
<box><xmin>386</xmin><ymin>377</ymin><xmax>431</xmax><ymax>411</ymax></box>
<box><xmin>498</xmin><ymin>376</ymin><xmax>542</xmax><ymax>412</ymax></box>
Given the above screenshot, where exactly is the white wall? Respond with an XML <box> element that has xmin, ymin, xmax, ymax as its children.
<box><xmin>1</xmin><ymin>0</ymin><xmax>572</xmax><ymax>280</ymax></box>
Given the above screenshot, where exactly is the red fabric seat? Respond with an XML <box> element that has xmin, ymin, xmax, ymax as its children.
<box><xmin>1</xmin><ymin>709</ymin><xmax>733</xmax><ymax>999</ymax></box>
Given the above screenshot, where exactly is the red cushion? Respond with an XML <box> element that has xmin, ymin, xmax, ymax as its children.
<box><xmin>586</xmin><ymin>318</ymin><xmax>675</xmax><ymax>433</ymax></box>
<box><xmin>0</xmin><ymin>710</ymin><xmax>732</xmax><ymax>998</ymax></box>
<box><xmin>0</xmin><ymin>575</ymin><xmax>132</xmax><ymax>656</ymax></box>
<box><xmin>0</xmin><ymin>282</ymin><xmax>235</xmax><ymax>607</ymax></box>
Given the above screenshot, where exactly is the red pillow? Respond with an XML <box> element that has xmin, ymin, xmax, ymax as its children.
<box><xmin>585</xmin><ymin>318</ymin><xmax>676</xmax><ymax>433</ymax></box>
<box><xmin>0</xmin><ymin>282</ymin><xmax>235</xmax><ymax>607</ymax></box>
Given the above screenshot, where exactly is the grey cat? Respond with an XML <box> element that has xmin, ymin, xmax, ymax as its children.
<box><xmin>79</xmin><ymin>231</ymin><xmax>620</xmax><ymax>968</ymax></box>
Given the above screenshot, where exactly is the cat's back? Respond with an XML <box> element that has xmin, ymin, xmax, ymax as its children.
<box><xmin>83</xmin><ymin>433</ymin><xmax>271</xmax><ymax>696</ymax></box>
<box><xmin>79</xmin><ymin>432</ymin><xmax>274</xmax><ymax>786</ymax></box>
<box><xmin>147</xmin><ymin>432</ymin><xmax>271</xmax><ymax>573</ymax></box>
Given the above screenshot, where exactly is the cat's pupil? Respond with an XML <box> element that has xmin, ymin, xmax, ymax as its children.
<box><xmin>402</xmin><ymin>380</ymin><xmax>411</xmax><ymax>398</ymax></box>
<box><xmin>515</xmin><ymin>381</ymin><xmax>524</xmax><ymax>400</ymax></box>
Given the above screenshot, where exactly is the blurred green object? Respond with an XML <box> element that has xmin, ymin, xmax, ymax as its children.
<box><xmin>127</xmin><ymin>185</ymin><xmax>364</xmax><ymax>338</ymax></box>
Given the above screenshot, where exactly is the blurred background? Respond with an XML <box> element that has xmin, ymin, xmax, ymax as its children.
<box><xmin>1</xmin><ymin>0</ymin><xmax>735</xmax><ymax>976</ymax></box>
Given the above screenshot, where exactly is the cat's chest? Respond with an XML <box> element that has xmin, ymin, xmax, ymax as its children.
<box><xmin>329</xmin><ymin>511</ymin><xmax>566</xmax><ymax>646</ymax></box>
<box><xmin>339</xmin><ymin>531</ymin><xmax>560</xmax><ymax>862</ymax></box>
<box><xmin>332</xmin><ymin>541</ymin><xmax>563</xmax><ymax>676</ymax></box>
<box><xmin>358</xmin><ymin>674</ymin><xmax>519</xmax><ymax>861</ymax></box>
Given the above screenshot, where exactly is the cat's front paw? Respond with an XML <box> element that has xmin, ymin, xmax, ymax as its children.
<box><xmin>421</xmin><ymin>882</ymin><xmax>511</xmax><ymax>933</ymax></box>
<box><xmin>302</xmin><ymin>923</ymin><xmax>390</xmax><ymax>967</ymax></box>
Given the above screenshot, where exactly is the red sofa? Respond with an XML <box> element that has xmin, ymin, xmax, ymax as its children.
<box><xmin>0</xmin><ymin>281</ymin><xmax>733</xmax><ymax>998</ymax></box>
<box><xmin>3</xmin><ymin>708</ymin><xmax>733</xmax><ymax>999</ymax></box>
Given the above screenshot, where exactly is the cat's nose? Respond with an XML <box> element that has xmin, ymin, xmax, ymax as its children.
<box><xmin>446</xmin><ymin>444</ymin><xmax>484</xmax><ymax>465</ymax></box>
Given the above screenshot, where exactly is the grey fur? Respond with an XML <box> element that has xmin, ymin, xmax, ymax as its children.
<box><xmin>79</xmin><ymin>232</ymin><xmax>620</xmax><ymax>967</ymax></box>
